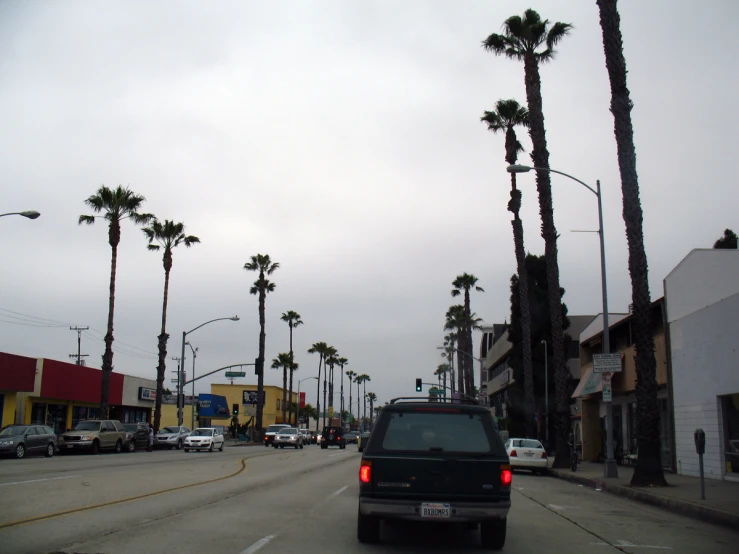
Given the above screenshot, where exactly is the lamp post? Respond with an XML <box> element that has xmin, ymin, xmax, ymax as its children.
<box><xmin>507</xmin><ymin>164</ymin><xmax>617</xmax><ymax>478</ymax></box>
<box><xmin>0</xmin><ymin>211</ymin><xmax>40</xmax><ymax>219</ymax></box>
<box><xmin>541</xmin><ymin>339</ymin><xmax>548</xmax><ymax>444</ymax></box>
<box><xmin>178</xmin><ymin>316</ymin><xmax>239</xmax><ymax>425</ymax></box>
<box><xmin>186</xmin><ymin>342</ymin><xmax>198</xmax><ymax>429</ymax></box>
<box><xmin>296</xmin><ymin>376</ymin><xmax>318</xmax><ymax>429</ymax></box>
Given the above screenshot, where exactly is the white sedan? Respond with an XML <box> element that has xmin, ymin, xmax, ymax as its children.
<box><xmin>506</xmin><ymin>438</ymin><xmax>548</xmax><ymax>474</ymax></box>
<box><xmin>183</xmin><ymin>428</ymin><xmax>224</xmax><ymax>452</ymax></box>
<box><xmin>273</xmin><ymin>427</ymin><xmax>304</xmax><ymax>449</ymax></box>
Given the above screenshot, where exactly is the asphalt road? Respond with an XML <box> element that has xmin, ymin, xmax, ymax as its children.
<box><xmin>0</xmin><ymin>445</ymin><xmax>737</xmax><ymax>553</ymax></box>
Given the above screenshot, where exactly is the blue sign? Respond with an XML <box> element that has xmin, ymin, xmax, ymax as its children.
<box><xmin>197</xmin><ymin>394</ymin><xmax>231</xmax><ymax>419</ymax></box>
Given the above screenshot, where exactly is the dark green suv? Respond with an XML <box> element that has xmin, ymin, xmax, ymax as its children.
<box><xmin>320</xmin><ymin>426</ymin><xmax>346</xmax><ymax>449</ymax></box>
<box><xmin>357</xmin><ymin>399</ymin><xmax>512</xmax><ymax>549</ymax></box>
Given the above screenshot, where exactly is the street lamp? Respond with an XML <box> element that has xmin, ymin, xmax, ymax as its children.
<box><xmin>0</xmin><ymin>210</ymin><xmax>41</xmax><ymax>219</ymax></box>
<box><xmin>178</xmin><ymin>316</ymin><xmax>239</xmax><ymax>425</ymax></box>
<box><xmin>507</xmin><ymin>164</ymin><xmax>617</xmax><ymax>478</ymax></box>
<box><xmin>296</xmin><ymin>376</ymin><xmax>318</xmax><ymax>428</ymax></box>
<box><xmin>186</xmin><ymin>342</ymin><xmax>198</xmax><ymax>429</ymax></box>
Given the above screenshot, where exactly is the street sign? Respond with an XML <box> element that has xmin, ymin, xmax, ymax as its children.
<box><xmin>602</xmin><ymin>372</ymin><xmax>612</xmax><ymax>402</ymax></box>
<box><xmin>593</xmin><ymin>353</ymin><xmax>622</xmax><ymax>373</ymax></box>
<box><xmin>244</xmin><ymin>406</ymin><xmax>256</xmax><ymax>416</ymax></box>
<box><xmin>328</xmin><ymin>406</ymin><xmax>334</xmax><ymax>418</ymax></box>
<box><xmin>225</xmin><ymin>371</ymin><xmax>246</xmax><ymax>378</ymax></box>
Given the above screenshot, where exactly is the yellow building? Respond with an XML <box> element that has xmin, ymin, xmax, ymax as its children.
<box><xmin>211</xmin><ymin>383</ymin><xmax>297</xmax><ymax>429</ymax></box>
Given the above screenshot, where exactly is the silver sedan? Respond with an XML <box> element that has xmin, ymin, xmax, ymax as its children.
<box><xmin>273</xmin><ymin>427</ymin><xmax>304</xmax><ymax>449</ymax></box>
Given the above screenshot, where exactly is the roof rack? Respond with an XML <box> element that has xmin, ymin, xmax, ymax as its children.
<box><xmin>389</xmin><ymin>396</ymin><xmax>480</xmax><ymax>405</ymax></box>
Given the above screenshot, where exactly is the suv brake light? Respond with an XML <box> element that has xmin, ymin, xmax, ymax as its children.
<box><xmin>500</xmin><ymin>465</ymin><xmax>512</xmax><ymax>486</ymax></box>
<box><xmin>359</xmin><ymin>461</ymin><xmax>372</xmax><ymax>483</ymax></box>
<box><xmin>509</xmin><ymin>449</ymin><xmax>517</xmax><ymax>457</ymax></box>
<box><xmin>541</xmin><ymin>451</ymin><xmax>548</xmax><ymax>459</ymax></box>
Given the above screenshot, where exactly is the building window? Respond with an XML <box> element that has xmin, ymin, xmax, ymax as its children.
<box><xmin>71</xmin><ymin>406</ymin><xmax>101</xmax><ymax>430</ymax></box>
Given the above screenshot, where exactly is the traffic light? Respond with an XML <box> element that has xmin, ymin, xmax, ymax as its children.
<box><xmin>195</xmin><ymin>401</ymin><xmax>201</xmax><ymax>416</ymax></box>
<box><xmin>415</xmin><ymin>378</ymin><xmax>422</xmax><ymax>392</ymax></box>
<box><xmin>232</xmin><ymin>403</ymin><xmax>239</xmax><ymax>416</ymax></box>
<box><xmin>254</xmin><ymin>357</ymin><xmax>264</xmax><ymax>375</ymax></box>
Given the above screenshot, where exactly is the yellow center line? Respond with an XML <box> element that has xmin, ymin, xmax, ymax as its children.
<box><xmin>0</xmin><ymin>457</ymin><xmax>249</xmax><ymax>530</ymax></box>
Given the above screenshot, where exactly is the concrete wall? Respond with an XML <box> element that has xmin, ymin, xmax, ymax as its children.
<box><xmin>121</xmin><ymin>375</ymin><xmax>157</xmax><ymax>408</ymax></box>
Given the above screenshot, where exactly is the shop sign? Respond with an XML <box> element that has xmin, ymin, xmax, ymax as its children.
<box><xmin>602</xmin><ymin>373</ymin><xmax>612</xmax><ymax>402</ymax></box>
<box><xmin>138</xmin><ymin>387</ymin><xmax>156</xmax><ymax>401</ymax></box>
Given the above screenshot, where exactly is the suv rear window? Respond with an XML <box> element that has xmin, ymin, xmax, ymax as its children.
<box><xmin>378</xmin><ymin>410</ymin><xmax>502</xmax><ymax>454</ymax></box>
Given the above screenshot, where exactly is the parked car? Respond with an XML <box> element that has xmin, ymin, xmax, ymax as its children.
<box><xmin>357</xmin><ymin>431</ymin><xmax>371</xmax><ymax>452</ymax></box>
<box><xmin>357</xmin><ymin>399</ymin><xmax>511</xmax><ymax>549</ymax></box>
<box><xmin>315</xmin><ymin>432</ymin><xmax>323</xmax><ymax>445</ymax></box>
<box><xmin>122</xmin><ymin>422</ymin><xmax>149</xmax><ymax>452</ymax></box>
<box><xmin>156</xmin><ymin>426</ymin><xmax>191</xmax><ymax>450</ymax></box>
<box><xmin>273</xmin><ymin>427</ymin><xmax>304</xmax><ymax>449</ymax></box>
<box><xmin>505</xmin><ymin>438</ymin><xmax>548</xmax><ymax>475</ymax></box>
<box><xmin>344</xmin><ymin>431</ymin><xmax>359</xmax><ymax>444</ymax></box>
<box><xmin>320</xmin><ymin>426</ymin><xmax>346</xmax><ymax>449</ymax></box>
<box><xmin>60</xmin><ymin>420</ymin><xmax>127</xmax><ymax>454</ymax></box>
<box><xmin>183</xmin><ymin>428</ymin><xmax>224</xmax><ymax>452</ymax></box>
<box><xmin>264</xmin><ymin>424</ymin><xmax>291</xmax><ymax>447</ymax></box>
<box><xmin>0</xmin><ymin>425</ymin><xmax>57</xmax><ymax>459</ymax></box>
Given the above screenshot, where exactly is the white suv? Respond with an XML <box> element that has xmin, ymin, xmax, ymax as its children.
<box><xmin>264</xmin><ymin>424</ymin><xmax>291</xmax><ymax>447</ymax></box>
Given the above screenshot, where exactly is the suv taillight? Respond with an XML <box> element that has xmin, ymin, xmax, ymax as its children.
<box><xmin>541</xmin><ymin>451</ymin><xmax>548</xmax><ymax>459</ymax></box>
<box><xmin>360</xmin><ymin>461</ymin><xmax>372</xmax><ymax>483</ymax></box>
<box><xmin>509</xmin><ymin>449</ymin><xmax>517</xmax><ymax>457</ymax></box>
<box><xmin>500</xmin><ymin>465</ymin><xmax>512</xmax><ymax>486</ymax></box>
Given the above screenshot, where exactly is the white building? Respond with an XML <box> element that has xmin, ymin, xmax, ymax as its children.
<box><xmin>665</xmin><ymin>248</ymin><xmax>739</xmax><ymax>481</ymax></box>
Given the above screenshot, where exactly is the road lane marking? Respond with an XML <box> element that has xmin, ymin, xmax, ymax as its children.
<box><xmin>591</xmin><ymin>541</ymin><xmax>671</xmax><ymax>549</ymax></box>
<box><xmin>240</xmin><ymin>535</ymin><xmax>276</xmax><ymax>553</ymax></box>
<box><xmin>327</xmin><ymin>450</ymin><xmax>353</xmax><ymax>457</ymax></box>
<box><xmin>327</xmin><ymin>485</ymin><xmax>348</xmax><ymax>500</ymax></box>
<box><xmin>0</xmin><ymin>457</ymin><xmax>249</xmax><ymax>530</ymax></box>
<box><xmin>0</xmin><ymin>475</ymin><xmax>80</xmax><ymax>487</ymax></box>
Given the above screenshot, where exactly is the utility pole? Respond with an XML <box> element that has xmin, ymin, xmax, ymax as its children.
<box><xmin>69</xmin><ymin>326</ymin><xmax>89</xmax><ymax>365</ymax></box>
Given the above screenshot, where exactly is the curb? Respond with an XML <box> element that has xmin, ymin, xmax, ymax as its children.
<box><xmin>548</xmin><ymin>469</ymin><xmax>739</xmax><ymax>530</ymax></box>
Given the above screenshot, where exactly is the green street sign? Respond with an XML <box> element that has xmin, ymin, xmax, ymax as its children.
<box><xmin>225</xmin><ymin>371</ymin><xmax>246</xmax><ymax>378</ymax></box>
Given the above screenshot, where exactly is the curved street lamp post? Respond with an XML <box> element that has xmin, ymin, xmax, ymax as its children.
<box><xmin>296</xmin><ymin>376</ymin><xmax>318</xmax><ymax>428</ymax></box>
<box><xmin>0</xmin><ymin>211</ymin><xmax>40</xmax><ymax>219</ymax></box>
<box><xmin>507</xmin><ymin>164</ymin><xmax>617</xmax><ymax>479</ymax></box>
<box><xmin>178</xmin><ymin>316</ymin><xmax>239</xmax><ymax>425</ymax></box>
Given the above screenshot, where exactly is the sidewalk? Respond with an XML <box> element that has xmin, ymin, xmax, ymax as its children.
<box><xmin>549</xmin><ymin>461</ymin><xmax>739</xmax><ymax>529</ymax></box>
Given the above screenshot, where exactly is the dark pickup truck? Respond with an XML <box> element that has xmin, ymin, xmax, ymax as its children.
<box><xmin>357</xmin><ymin>399</ymin><xmax>511</xmax><ymax>549</ymax></box>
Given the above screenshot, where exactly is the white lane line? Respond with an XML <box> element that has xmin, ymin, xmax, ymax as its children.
<box><xmin>0</xmin><ymin>475</ymin><xmax>80</xmax><ymax>488</ymax></box>
<box><xmin>326</xmin><ymin>485</ymin><xmax>348</xmax><ymax>500</ymax></box>
<box><xmin>240</xmin><ymin>535</ymin><xmax>276</xmax><ymax>554</ymax></box>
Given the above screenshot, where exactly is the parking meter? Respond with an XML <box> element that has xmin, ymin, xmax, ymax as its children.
<box><xmin>694</xmin><ymin>429</ymin><xmax>705</xmax><ymax>454</ymax></box>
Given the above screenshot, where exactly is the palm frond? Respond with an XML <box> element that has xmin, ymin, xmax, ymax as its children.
<box><xmin>78</xmin><ymin>214</ymin><xmax>96</xmax><ymax>225</ymax></box>
<box><xmin>546</xmin><ymin>21</ymin><xmax>573</xmax><ymax>50</ymax></box>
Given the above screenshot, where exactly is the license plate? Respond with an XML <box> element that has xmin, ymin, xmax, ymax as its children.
<box><xmin>524</xmin><ymin>452</ymin><xmax>534</xmax><ymax>457</ymax></box>
<box><xmin>66</xmin><ymin>444</ymin><xmax>73</xmax><ymax>448</ymax></box>
<box><xmin>421</xmin><ymin>503</ymin><xmax>450</xmax><ymax>518</ymax></box>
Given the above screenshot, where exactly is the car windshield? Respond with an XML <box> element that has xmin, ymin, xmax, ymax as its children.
<box><xmin>74</xmin><ymin>422</ymin><xmax>101</xmax><ymax>431</ymax></box>
<box><xmin>379</xmin><ymin>410</ymin><xmax>498</xmax><ymax>453</ymax></box>
<box><xmin>191</xmin><ymin>429</ymin><xmax>213</xmax><ymax>436</ymax></box>
<box><xmin>267</xmin><ymin>425</ymin><xmax>287</xmax><ymax>433</ymax></box>
<box><xmin>0</xmin><ymin>426</ymin><xmax>28</xmax><ymax>436</ymax></box>
<box><xmin>160</xmin><ymin>427</ymin><xmax>179</xmax><ymax>434</ymax></box>
<box><xmin>509</xmin><ymin>439</ymin><xmax>543</xmax><ymax>449</ymax></box>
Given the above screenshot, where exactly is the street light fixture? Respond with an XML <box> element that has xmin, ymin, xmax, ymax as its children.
<box><xmin>178</xmin><ymin>316</ymin><xmax>239</xmax><ymax>425</ymax></box>
<box><xmin>296</xmin><ymin>376</ymin><xmax>318</xmax><ymax>428</ymax></box>
<box><xmin>0</xmin><ymin>210</ymin><xmax>41</xmax><ymax>219</ymax></box>
<box><xmin>508</xmin><ymin>164</ymin><xmax>618</xmax><ymax>479</ymax></box>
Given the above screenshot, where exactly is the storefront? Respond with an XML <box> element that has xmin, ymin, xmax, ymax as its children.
<box><xmin>0</xmin><ymin>352</ymin><xmax>37</xmax><ymax>428</ymax></box>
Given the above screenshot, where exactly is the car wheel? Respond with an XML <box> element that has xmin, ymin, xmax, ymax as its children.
<box><xmin>273</xmin><ymin>444</ymin><xmax>278</xmax><ymax>449</ymax></box>
<box><xmin>321</xmin><ymin>444</ymin><xmax>327</xmax><ymax>449</ymax></box>
<box><xmin>219</xmin><ymin>441</ymin><xmax>224</xmax><ymax>452</ymax></box>
<box><xmin>208</xmin><ymin>443</ymin><xmax>214</xmax><ymax>452</ymax></box>
<box><xmin>299</xmin><ymin>444</ymin><xmax>303</xmax><ymax>449</ymax></box>
<box><xmin>126</xmin><ymin>441</ymin><xmax>136</xmax><ymax>453</ymax></box>
<box><xmin>115</xmin><ymin>440</ymin><xmax>123</xmax><ymax>454</ymax></box>
<box><xmin>15</xmin><ymin>444</ymin><xmax>26</xmax><ymax>459</ymax></box>
<box><xmin>184</xmin><ymin>449</ymin><xmax>190</xmax><ymax>453</ymax></box>
<box><xmin>91</xmin><ymin>440</ymin><xmax>100</xmax><ymax>454</ymax></box>
<box><xmin>45</xmin><ymin>443</ymin><xmax>55</xmax><ymax>458</ymax></box>
<box><xmin>177</xmin><ymin>440</ymin><xmax>183</xmax><ymax>450</ymax></box>
<box><xmin>480</xmin><ymin>518</ymin><xmax>506</xmax><ymax>550</ymax></box>
<box><xmin>357</xmin><ymin>509</ymin><xmax>380</xmax><ymax>543</ymax></box>
<box><xmin>280</xmin><ymin>445</ymin><xmax>284</xmax><ymax>449</ymax></box>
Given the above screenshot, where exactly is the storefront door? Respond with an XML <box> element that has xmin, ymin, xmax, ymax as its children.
<box><xmin>46</xmin><ymin>404</ymin><xmax>68</xmax><ymax>435</ymax></box>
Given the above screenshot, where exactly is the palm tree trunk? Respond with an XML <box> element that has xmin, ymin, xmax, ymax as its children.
<box><xmin>288</xmin><ymin>326</ymin><xmax>294</xmax><ymax>424</ymax></box>
<box><xmin>357</xmin><ymin>380</ymin><xmax>361</xmax><ymax>422</ymax></box>
<box><xmin>281</xmin><ymin>364</ymin><xmax>288</xmax><ymax>423</ymax></box>
<box><xmin>597</xmin><ymin>0</ymin><xmax>666</xmax><ymax>486</ymax></box>
<box><xmin>101</xmin><ymin>222</ymin><xmax>120</xmax><ymax>419</ymax></box>
<box><xmin>523</xmin><ymin>52</ymin><xmax>569</xmax><ymax>468</ymax></box>
<box><xmin>315</xmin><ymin>357</ymin><xmax>322</xmax><ymax>434</ymax></box>
<box><xmin>256</xmin><ymin>281</ymin><xmax>266</xmax><ymax>435</ymax></box>
<box><xmin>322</xmin><ymin>372</ymin><xmax>327</xmax><ymax>428</ymax></box>
<box><xmin>363</xmin><ymin>382</ymin><xmax>367</xmax><ymax>428</ymax></box>
<box><xmin>442</xmin><ymin>371</ymin><xmax>447</xmax><ymax>401</ymax></box>
<box><xmin>369</xmin><ymin>397</ymin><xmax>374</xmax><ymax>430</ymax></box>
<box><xmin>456</xmin><ymin>337</ymin><xmax>465</xmax><ymax>399</ymax></box>
<box><xmin>154</xmin><ymin>264</ymin><xmax>171</xmax><ymax>434</ymax></box>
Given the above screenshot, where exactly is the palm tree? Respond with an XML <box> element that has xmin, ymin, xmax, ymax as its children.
<box><xmin>366</xmin><ymin>392</ymin><xmax>377</xmax><ymax>430</ymax></box>
<box><xmin>443</xmin><ymin>333</ymin><xmax>457</xmax><ymax>397</ymax></box>
<box><xmin>142</xmin><ymin>219</ymin><xmax>200</xmax><ymax>433</ymax></box>
<box><xmin>360</xmin><ymin>374</ymin><xmax>371</xmax><ymax>427</ymax></box>
<box><xmin>79</xmin><ymin>185</ymin><xmax>152</xmax><ymax>418</ymax></box>
<box><xmin>325</xmin><ymin>347</ymin><xmax>338</xmax><ymax>419</ymax></box>
<box><xmin>271</xmin><ymin>353</ymin><xmax>294</xmax><ymax>423</ymax></box>
<box><xmin>308</xmin><ymin>342</ymin><xmax>329</xmax><ymax>433</ymax></box>
<box><xmin>244</xmin><ymin>254</ymin><xmax>279</xmax><ymax>437</ymax></box>
<box><xmin>483</xmin><ymin>9</ymin><xmax>573</xmax><ymax>466</ymax></box>
<box><xmin>482</xmin><ymin>99</ymin><xmax>536</xmax><ymax>437</ymax></box>
<box><xmin>596</xmin><ymin>0</ymin><xmax>666</xmax><ymax>487</ymax></box>
<box><xmin>436</xmin><ymin>363</ymin><xmax>451</xmax><ymax>401</ymax></box>
<box><xmin>346</xmin><ymin>369</ymin><xmax>357</xmax><ymax>425</ymax></box>
<box><xmin>336</xmin><ymin>357</ymin><xmax>348</xmax><ymax>426</ymax></box>
<box><xmin>444</xmin><ymin>305</ymin><xmax>468</xmax><ymax>397</ymax></box>
<box><xmin>280</xmin><ymin>310</ymin><xmax>303</xmax><ymax>424</ymax></box>
<box><xmin>452</xmin><ymin>273</ymin><xmax>484</xmax><ymax>398</ymax></box>
<box><xmin>356</xmin><ymin>374</ymin><xmax>369</xmax><ymax>427</ymax></box>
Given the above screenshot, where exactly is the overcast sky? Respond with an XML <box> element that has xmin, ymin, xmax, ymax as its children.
<box><xmin>1</xmin><ymin>0</ymin><xmax>737</xmax><ymax>409</ymax></box>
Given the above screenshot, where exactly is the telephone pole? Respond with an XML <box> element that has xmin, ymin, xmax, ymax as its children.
<box><xmin>69</xmin><ymin>326</ymin><xmax>89</xmax><ymax>365</ymax></box>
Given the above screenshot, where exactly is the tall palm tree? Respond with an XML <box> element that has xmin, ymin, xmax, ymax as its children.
<box><xmin>346</xmin><ymin>369</ymin><xmax>357</xmax><ymax>425</ymax></box>
<box><xmin>483</xmin><ymin>9</ymin><xmax>573</xmax><ymax>466</ymax></box>
<box><xmin>325</xmin><ymin>347</ymin><xmax>338</xmax><ymax>419</ymax></box>
<box><xmin>366</xmin><ymin>392</ymin><xmax>377</xmax><ymax>430</ymax></box>
<box><xmin>596</xmin><ymin>0</ymin><xmax>666</xmax><ymax>486</ymax></box>
<box><xmin>482</xmin><ymin>99</ymin><xmax>536</xmax><ymax>437</ymax></box>
<box><xmin>443</xmin><ymin>333</ymin><xmax>457</xmax><ymax>397</ymax></box>
<box><xmin>271</xmin><ymin>353</ymin><xmax>294</xmax><ymax>423</ymax></box>
<box><xmin>336</xmin><ymin>357</ymin><xmax>348</xmax><ymax>426</ymax></box>
<box><xmin>444</xmin><ymin>306</ymin><xmax>467</xmax><ymax>398</ymax></box>
<box><xmin>79</xmin><ymin>185</ymin><xmax>152</xmax><ymax>418</ymax></box>
<box><xmin>142</xmin><ymin>219</ymin><xmax>200</xmax><ymax>433</ymax></box>
<box><xmin>356</xmin><ymin>374</ymin><xmax>369</xmax><ymax>427</ymax></box>
<box><xmin>436</xmin><ymin>363</ymin><xmax>451</xmax><ymax>401</ymax></box>
<box><xmin>452</xmin><ymin>273</ymin><xmax>485</xmax><ymax>398</ymax></box>
<box><xmin>280</xmin><ymin>310</ymin><xmax>303</xmax><ymax>425</ymax></box>
<box><xmin>360</xmin><ymin>374</ymin><xmax>371</xmax><ymax>427</ymax></box>
<box><xmin>244</xmin><ymin>254</ymin><xmax>279</xmax><ymax>437</ymax></box>
<box><xmin>308</xmin><ymin>342</ymin><xmax>329</xmax><ymax>433</ymax></box>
